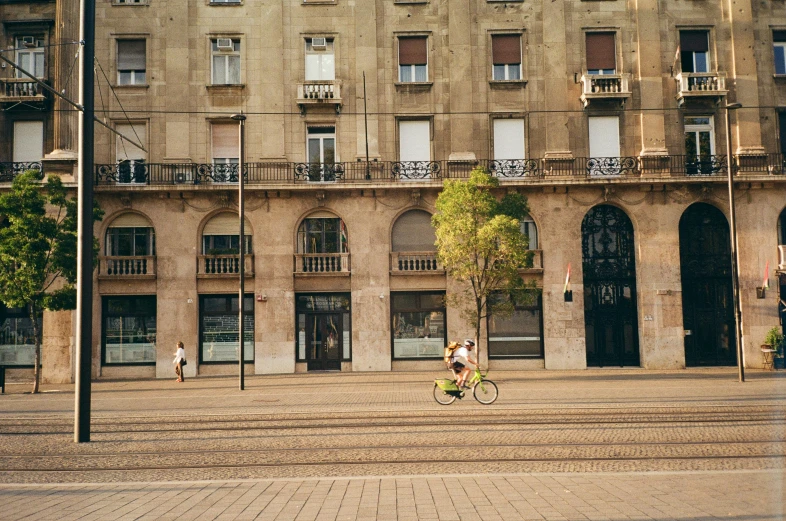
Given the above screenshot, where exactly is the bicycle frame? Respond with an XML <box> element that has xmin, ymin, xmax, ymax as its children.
<box><xmin>434</xmin><ymin>368</ymin><xmax>487</xmax><ymax>394</ymax></box>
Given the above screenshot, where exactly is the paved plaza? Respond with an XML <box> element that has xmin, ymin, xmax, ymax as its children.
<box><xmin>1</xmin><ymin>369</ymin><xmax>784</xmax><ymax>520</ymax></box>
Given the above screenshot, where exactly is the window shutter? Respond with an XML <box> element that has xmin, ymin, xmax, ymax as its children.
<box><xmin>110</xmin><ymin>213</ymin><xmax>152</xmax><ymax>228</ymax></box>
<box><xmin>392</xmin><ymin>210</ymin><xmax>437</xmax><ymax>252</ymax></box>
<box><xmin>117</xmin><ymin>40</ymin><xmax>145</xmax><ymax>69</ymax></box>
<box><xmin>774</xmin><ymin>30</ymin><xmax>786</xmax><ymax>43</ymax></box>
<box><xmin>492</xmin><ymin>35</ymin><xmax>521</xmax><ymax>65</ymax></box>
<box><xmin>398</xmin><ymin>37</ymin><xmax>427</xmax><ymax>65</ymax></box>
<box><xmin>12</xmin><ymin>121</ymin><xmax>43</xmax><ymax>163</ymax></box>
<box><xmin>116</xmin><ymin>123</ymin><xmax>146</xmax><ymax>161</ymax></box>
<box><xmin>585</xmin><ymin>33</ymin><xmax>616</xmax><ymax>71</ymax></box>
<box><xmin>493</xmin><ymin>119</ymin><xmax>525</xmax><ymax>160</ymax></box>
<box><xmin>680</xmin><ymin>31</ymin><xmax>709</xmax><ymax>52</ymax></box>
<box><xmin>211</xmin><ymin>123</ymin><xmax>239</xmax><ymax>159</ymax></box>
<box><xmin>399</xmin><ymin>120</ymin><xmax>431</xmax><ymax>162</ymax></box>
<box><xmin>203</xmin><ymin>213</ymin><xmax>252</xmax><ymax>235</ymax></box>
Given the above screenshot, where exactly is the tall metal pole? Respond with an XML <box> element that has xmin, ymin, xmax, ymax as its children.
<box><xmin>363</xmin><ymin>72</ymin><xmax>370</xmax><ymax>180</ymax></box>
<box><xmin>232</xmin><ymin>114</ymin><xmax>246</xmax><ymax>391</ymax></box>
<box><xmin>75</xmin><ymin>0</ymin><xmax>96</xmax><ymax>442</ymax></box>
<box><xmin>725</xmin><ymin>103</ymin><xmax>745</xmax><ymax>383</ymax></box>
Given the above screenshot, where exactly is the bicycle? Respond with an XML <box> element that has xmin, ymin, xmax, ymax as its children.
<box><xmin>433</xmin><ymin>367</ymin><xmax>498</xmax><ymax>405</ymax></box>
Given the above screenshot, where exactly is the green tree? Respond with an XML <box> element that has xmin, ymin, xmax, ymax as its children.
<box><xmin>0</xmin><ymin>172</ymin><xmax>103</xmax><ymax>393</ymax></box>
<box><xmin>432</xmin><ymin>167</ymin><xmax>534</xmax><ymax>360</ymax></box>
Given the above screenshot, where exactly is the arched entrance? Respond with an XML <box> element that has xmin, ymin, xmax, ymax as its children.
<box><xmin>582</xmin><ymin>205</ymin><xmax>640</xmax><ymax>367</ymax></box>
<box><xmin>679</xmin><ymin>203</ymin><xmax>735</xmax><ymax>366</ymax></box>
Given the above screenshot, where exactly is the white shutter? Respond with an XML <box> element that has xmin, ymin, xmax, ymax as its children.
<box><xmin>212</xmin><ymin>123</ymin><xmax>239</xmax><ymax>160</ymax></box>
<box><xmin>399</xmin><ymin>120</ymin><xmax>430</xmax><ymax>162</ymax></box>
<box><xmin>110</xmin><ymin>213</ymin><xmax>152</xmax><ymax>228</ymax></box>
<box><xmin>203</xmin><ymin>213</ymin><xmax>252</xmax><ymax>235</ymax></box>
<box><xmin>493</xmin><ymin>119</ymin><xmax>525</xmax><ymax>160</ymax></box>
<box><xmin>13</xmin><ymin>121</ymin><xmax>43</xmax><ymax>163</ymax></box>
<box><xmin>588</xmin><ymin>116</ymin><xmax>620</xmax><ymax>157</ymax></box>
<box><xmin>116</xmin><ymin>123</ymin><xmax>146</xmax><ymax>161</ymax></box>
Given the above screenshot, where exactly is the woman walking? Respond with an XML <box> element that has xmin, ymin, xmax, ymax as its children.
<box><xmin>173</xmin><ymin>341</ymin><xmax>186</xmax><ymax>382</ymax></box>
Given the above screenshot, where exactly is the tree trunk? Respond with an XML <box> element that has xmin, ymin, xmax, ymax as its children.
<box><xmin>475</xmin><ymin>299</ymin><xmax>483</xmax><ymax>366</ymax></box>
<box><xmin>30</xmin><ymin>306</ymin><xmax>40</xmax><ymax>394</ymax></box>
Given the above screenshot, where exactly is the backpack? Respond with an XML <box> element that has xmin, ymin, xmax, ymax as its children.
<box><xmin>444</xmin><ymin>341</ymin><xmax>460</xmax><ymax>366</ymax></box>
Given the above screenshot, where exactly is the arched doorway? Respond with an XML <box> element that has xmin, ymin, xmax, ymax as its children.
<box><xmin>679</xmin><ymin>203</ymin><xmax>735</xmax><ymax>366</ymax></box>
<box><xmin>582</xmin><ymin>205</ymin><xmax>640</xmax><ymax>367</ymax></box>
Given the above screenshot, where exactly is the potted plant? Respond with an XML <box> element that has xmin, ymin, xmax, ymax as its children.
<box><xmin>762</xmin><ymin>327</ymin><xmax>785</xmax><ymax>370</ymax></box>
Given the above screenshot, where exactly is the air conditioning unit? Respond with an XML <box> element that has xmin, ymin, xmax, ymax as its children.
<box><xmin>311</xmin><ymin>37</ymin><xmax>327</xmax><ymax>50</ymax></box>
<box><xmin>21</xmin><ymin>36</ymin><xmax>37</xmax><ymax>48</ymax></box>
<box><xmin>216</xmin><ymin>38</ymin><xmax>234</xmax><ymax>51</ymax></box>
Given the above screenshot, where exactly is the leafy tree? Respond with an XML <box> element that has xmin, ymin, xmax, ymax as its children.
<box><xmin>0</xmin><ymin>172</ymin><xmax>103</xmax><ymax>393</ymax></box>
<box><xmin>432</xmin><ymin>167</ymin><xmax>534</xmax><ymax>360</ymax></box>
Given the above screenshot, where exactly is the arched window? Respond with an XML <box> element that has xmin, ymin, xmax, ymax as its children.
<box><xmin>202</xmin><ymin>213</ymin><xmax>252</xmax><ymax>254</ymax></box>
<box><xmin>297</xmin><ymin>212</ymin><xmax>347</xmax><ymax>254</ymax></box>
<box><xmin>391</xmin><ymin>209</ymin><xmax>435</xmax><ymax>252</ymax></box>
<box><xmin>520</xmin><ymin>215</ymin><xmax>538</xmax><ymax>250</ymax></box>
<box><xmin>105</xmin><ymin>213</ymin><xmax>155</xmax><ymax>256</ymax></box>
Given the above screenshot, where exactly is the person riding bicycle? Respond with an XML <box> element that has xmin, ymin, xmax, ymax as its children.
<box><xmin>451</xmin><ymin>339</ymin><xmax>477</xmax><ymax>389</ymax></box>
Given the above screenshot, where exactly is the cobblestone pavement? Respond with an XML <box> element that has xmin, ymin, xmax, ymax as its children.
<box><xmin>0</xmin><ymin>369</ymin><xmax>784</xmax><ymax>519</ymax></box>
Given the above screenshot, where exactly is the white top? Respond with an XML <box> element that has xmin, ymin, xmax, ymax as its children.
<box><xmin>173</xmin><ymin>347</ymin><xmax>185</xmax><ymax>365</ymax></box>
<box><xmin>451</xmin><ymin>346</ymin><xmax>474</xmax><ymax>366</ymax></box>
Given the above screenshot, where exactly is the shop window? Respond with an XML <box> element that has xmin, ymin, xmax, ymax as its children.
<box><xmin>199</xmin><ymin>294</ymin><xmax>254</xmax><ymax>363</ymax></box>
<box><xmin>296</xmin><ymin>294</ymin><xmax>351</xmax><ymax>365</ymax></box>
<box><xmin>0</xmin><ymin>304</ymin><xmax>38</xmax><ymax>367</ymax></box>
<box><xmin>487</xmin><ymin>292</ymin><xmax>543</xmax><ymax>358</ymax></box>
<box><xmin>391</xmin><ymin>292</ymin><xmax>446</xmax><ymax>359</ymax></box>
<box><xmin>102</xmin><ymin>296</ymin><xmax>156</xmax><ymax>365</ymax></box>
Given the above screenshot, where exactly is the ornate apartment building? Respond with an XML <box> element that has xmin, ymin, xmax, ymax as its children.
<box><xmin>2</xmin><ymin>0</ymin><xmax>786</xmax><ymax>382</ymax></box>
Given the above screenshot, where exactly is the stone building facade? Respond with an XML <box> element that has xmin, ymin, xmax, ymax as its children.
<box><xmin>2</xmin><ymin>0</ymin><xmax>786</xmax><ymax>381</ymax></box>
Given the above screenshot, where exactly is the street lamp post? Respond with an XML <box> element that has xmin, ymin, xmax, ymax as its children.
<box><xmin>231</xmin><ymin>113</ymin><xmax>246</xmax><ymax>391</ymax></box>
<box><xmin>724</xmin><ymin>102</ymin><xmax>744</xmax><ymax>383</ymax></box>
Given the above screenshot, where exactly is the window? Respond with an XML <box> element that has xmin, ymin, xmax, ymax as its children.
<box><xmin>199</xmin><ymin>295</ymin><xmax>254</xmax><ymax>363</ymax></box>
<box><xmin>117</xmin><ymin>40</ymin><xmax>146</xmax><ymax>85</ymax></box>
<box><xmin>115</xmin><ymin>122</ymin><xmax>146</xmax><ymax>182</ymax></box>
<box><xmin>493</xmin><ymin>119</ymin><xmax>525</xmax><ymax>160</ymax></box>
<box><xmin>684</xmin><ymin>116</ymin><xmax>715</xmax><ymax>174</ymax></box>
<box><xmin>488</xmin><ymin>292</ymin><xmax>543</xmax><ymax>358</ymax></box>
<box><xmin>15</xmin><ymin>36</ymin><xmax>45</xmax><ymax>78</ymax></box>
<box><xmin>106</xmin><ymin>214</ymin><xmax>155</xmax><ymax>256</ymax></box>
<box><xmin>588</xmin><ymin>116</ymin><xmax>620</xmax><ymax>158</ymax></box>
<box><xmin>521</xmin><ymin>216</ymin><xmax>538</xmax><ymax>250</ymax></box>
<box><xmin>399</xmin><ymin>120</ymin><xmax>431</xmax><ymax>161</ymax></box>
<box><xmin>774</xmin><ymin>31</ymin><xmax>786</xmax><ymax>75</ymax></box>
<box><xmin>779</xmin><ymin>111</ymin><xmax>786</xmax><ymax>156</ymax></box>
<box><xmin>398</xmin><ymin>36</ymin><xmax>428</xmax><ymax>82</ymax></box>
<box><xmin>297</xmin><ymin>215</ymin><xmax>347</xmax><ymax>254</ymax></box>
<box><xmin>202</xmin><ymin>213</ymin><xmax>252</xmax><ymax>254</ymax></box>
<box><xmin>305</xmin><ymin>38</ymin><xmax>335</xmax><ymax>81</ymax></box>
<box><xmin>211</xmin><ymin>38</ymin><xmax>241</xmax><ymax>85</ymax></box>
<box><xmin>0</xmin><ymin>303</ymin><xmax>38</xmax><ymax>367</ymax></box>
<box><xmin>391</xmin><ymin>210</ymin><xmax>436</xmax><ymax>252</ymax></box>
<box><xmin>586</xmin><ymin>32</ymin><xmax>616</xmax><ymax>75</ymax></box>
<box><xmin>305</xmin><ymin>126</ymin><xmax>338</xmax><ymax>181</ymax></box>
<box><xmin>102</xmin><ymin>296</ymin><xmax>156</xmax><ymax>365</ymax></box>
<box><xmin>296</xmin><ymin>294</ymin><xmax>351</xmax><ymax>363</ymax></box>
<box><xmin>680</xmin><ymin>30</ymin><xmax>709</xmax><ymax>73</ymax></box>
<box><xmin>491</xmin><ymin>35</ymin><xmax>521</xmax><ymax>80</ymax></box>
<box><xmin>391</xmin><ymin>292</ymin><xmax>446</xmax><ymax>359</ymax></box>
<box><xmin>211</xmin><ymin>122</ymin><xmax>239</xmax><ymax>171</ymax></box>
<box><xmin>12</xmin><ymin>121</ymin><xmax>43</xmax><ymax>163</ymax></box>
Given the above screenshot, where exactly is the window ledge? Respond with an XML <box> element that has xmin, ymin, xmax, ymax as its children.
<box><xmin>395</xmin><ymin>0</ymin><xmax>429</xmax><ymax>4</ymax></box>
<box><xmin>489</xmin><ymin>79</ymin><xmax>527</xmax><ymax>89</ymax></box>
<box><xmin>208</xmin><ymin>1</ymin><xmax>243</xmax><ymax>5</ymax></box>
<box><xmin>774</xmin><ymin>74</ymin><xmax>786</xmax><ymax>80</ymax></box>
<box><xmin>207</xmin><ymin>84</ymin><xmax>246</xmax><ymax>91</ymax></box>
<box><xmin>302</xmin><ymin>0</ymin><xmax>337</xmax><ymax>4</ymax></box>
<box><xmin>113</xmin><ymin>84</ymin><xmax>149</xmax><ymax>90</ymax></box>
<box><xmin>394</xmin><ymin>81</ymin><xmax>433</xmax><ymax>93</ymax></box>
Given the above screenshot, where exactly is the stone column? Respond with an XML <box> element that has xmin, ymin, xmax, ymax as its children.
<box><xmin>41</xmin><ymin>309</ymin><xmax>75</xmax><ymax>384</ymax></box>
<box><xmin>354</xmin><ymin>0</ymin><xmax>379</xmax><ymax>160</ymax></box>
<box><xmin>162</xmin><ymin>0</ymin><xmax>191</xmax><ymax>162</ymax></box>
<box><xmin>634</xmin><ymin>0</ymin><xmax>668</xmax><ymax>159</ymax></box>
<box><xmin>257</xmin><ymin>1</ymin><xmax>285</xmax><ymax>161</ymax></box>
<box><xmin>541</xmin><ymin>0</ymin><xmax>571</xmax><ymax>159</ymax></box>
<box><xmin>446</xmin><ymin>0</ymin><xmax>475</xmax><ymax>159</ymax></box>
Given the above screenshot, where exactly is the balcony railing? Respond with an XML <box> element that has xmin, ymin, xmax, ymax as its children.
<box><xmin>198</xmin><ymin>254</ymin><xmax>254</xmax><ymax>276</ymax></box>
<box><xmin>297</xmin><ymin>81</ymin><xmax>342</xmax><ymax>114</ymax></box>
<box><xmin>0</xmin><ymin>162</ymin><xmax>43</xmax><ymax>182</ymax></box>
<box><xmin>580</xmin><ymin>73</ymin><xmax>631</xmax><ymax>107</ymax></box>
<box><xmin>391</xmin><ymin>252</ymin><xmax>443</xmax><ymax>272</ymax></box>
<box><xmin>92</xmin><ymin>154</ymin><xmax>786</xmax><ymax>188</ymax></box>
<box><xmin>295</xmin><ymin>253</ymin><xmax>350</xmax><ymax>274</ymax></box>
<box><xmin>675</xmin><ymin>72</ymin><xmax>727</xmax><ymax>104</ymax></box>
<box><xmin>99</xmin><ymin>256</ymin><xmax>156</xmax><ymax>278</ymax></box>
<box><xmin>0</xmin><ymin>78</ymin><xmax>46</xmax><ymax>102</ymax></box>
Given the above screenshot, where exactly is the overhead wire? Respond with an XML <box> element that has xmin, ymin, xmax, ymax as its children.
<box><xmin>94</xmin><ymin>56</ymin><xmax>145</xmax><ymax>152</ymax></box>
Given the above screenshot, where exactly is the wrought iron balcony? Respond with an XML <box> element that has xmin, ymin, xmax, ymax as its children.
<box><xmin>0</xmin><ymin>162</ymin><xmax>43</xmax><ymax>182</ymax></box>
<box><xmin>197</xmin><ymin>254</ymin><xmax>254</xmax><ymax>277</ymax></box>
<box><xmin>390</xmin><ymin>252</ymin><xmax>443</xmax><ymax>273</ymax></box>
<box><xmin>0</xmin><ymin>78</ymin><xmax>46</xmax><ymax>103</ymax></box>
<box><xmin>297</xmin><ymin>81</ymin><xmax>342</xmax><ymax>114</ymax></box>
<box><xmin>586</xmin><ymin>157</ymin><xmax>639</xmax><ymax>177</ymax></box>
<box><xmin>391</xmin><ymin>161</ymin><xmax>441</xmax><ymax>180</ymax></box>
<box><xmin>579</xmin><ymin>73</ymin><xmax>631</xmax><ymax>107</ymax></box>
<box><xmin>294</xmin><ymin>162</ymin><xmax>343</xmax><ymax>182</ymax></box>
<box><xmin>675</xmin><ymin>72</ymin><xmax>727</xmax><ymax>105</ymax></box>
<box><xmin>488</xmin><ymin>159</ymin><xmax>540</xmax><ymax>178</ymax></box>
<box><xmin>98</xmin><ymin>256</ymin><xmax>156</xmax><ymax>278</ymax></box>
<box><xmin>295</xmin><ymin>253</ymin><xmax>350</xmax><ymax>274</ymax></box>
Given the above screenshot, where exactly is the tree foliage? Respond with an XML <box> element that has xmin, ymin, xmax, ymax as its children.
<box><xmin>432</xmin><ymin>168</ymin><xmax>535</xmax><ymax>360</ymax></box>
<box><xmin>0</xmin><ymin>172</ymin><xmax>103</xmax><ymax>392</ymax></box>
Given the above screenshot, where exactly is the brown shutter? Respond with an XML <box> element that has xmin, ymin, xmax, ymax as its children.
<box><xmin>492</xmin><ymin>35</ymin><xmax>521</xmax><ymax>65</ymax></box>
<box><xmin>774</xmin><ymin>30</ymin><xmax>786</xmax><ymax>43</ymax></box>
<box><xmin>680</xmin><ymin>31</ymin><xmax>709</xmax><ymax>52</ymax></box>
<box><xmin>585</xmin><ymin>33</ymin><xmax>616</xmax><ymax>71</ymax></box>
<box><xmin>117</xmin><ymin>40</ymin><xmax>145</xmax><ymax>70</ymax></box>
<box><xmin>399</xmin><ymin>37</ymin><xmax>428</xmax><ymax>65</ymax></box>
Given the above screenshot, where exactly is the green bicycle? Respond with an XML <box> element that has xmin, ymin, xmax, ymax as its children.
<box><xmin>433</xmin><ymin>368</ymin><xmax>498</xmax><ymax>405</ymax></box>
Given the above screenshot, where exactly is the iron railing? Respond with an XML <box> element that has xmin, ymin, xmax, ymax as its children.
<box><xmin>0</xmin><ymin>162</ymin><xmax>43</xmax><ymax>182</ymax></box>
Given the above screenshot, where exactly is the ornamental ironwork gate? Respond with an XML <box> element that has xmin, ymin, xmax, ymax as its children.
<box><xmin>679</xmin><ymin>203</ymin><xmax>736</xmax><ymax>366</ymax></box>
<box><xmin>582</xmin><ymin>205</ymin><xmax>640</xmax><ymax>367</ymax></box>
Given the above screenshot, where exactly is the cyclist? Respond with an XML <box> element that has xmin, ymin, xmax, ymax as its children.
<box><xmin>451</xmin><ymin>339</ymin><xmax>477</xmax><ymax>388</ymax></box>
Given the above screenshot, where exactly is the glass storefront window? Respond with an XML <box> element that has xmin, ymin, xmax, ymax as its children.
<box><xmin>200</xmin><ymin>294</ymin><xmax>254</xmax><ymax>363</ymax></box>
<box><xmin>102</xmin><ymin>296</ymin><xmax>156</xmax><ymax>365</ymax></box>
<box><xmin>487</xmin><ymin>292</ymin><xmax>543</xmax><ymax>358</ymax></box>
<box><xmin>295</xmin><ymin>293</ymin><xmax>351</xmax><ymax>363</ymax></box>
<box><xmin>391</xmin><ymin>292</ymin><xmax>446</xmax><ymax>359</ymax></box>
<box><xmin>0</xmin><ymin>304</ymin><xmax>38</xmax><ymax>366</ymax></box>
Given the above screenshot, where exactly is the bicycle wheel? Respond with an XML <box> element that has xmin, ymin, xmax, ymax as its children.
<box><xmin>433</xmin><ymin>384</ymin><xmax>457</xmax><ymax>405</ymax></box>
<box><xmin>473</xmin><ymin>380</ymin><xmax>498</xmax><ymax>404</ymax></box>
